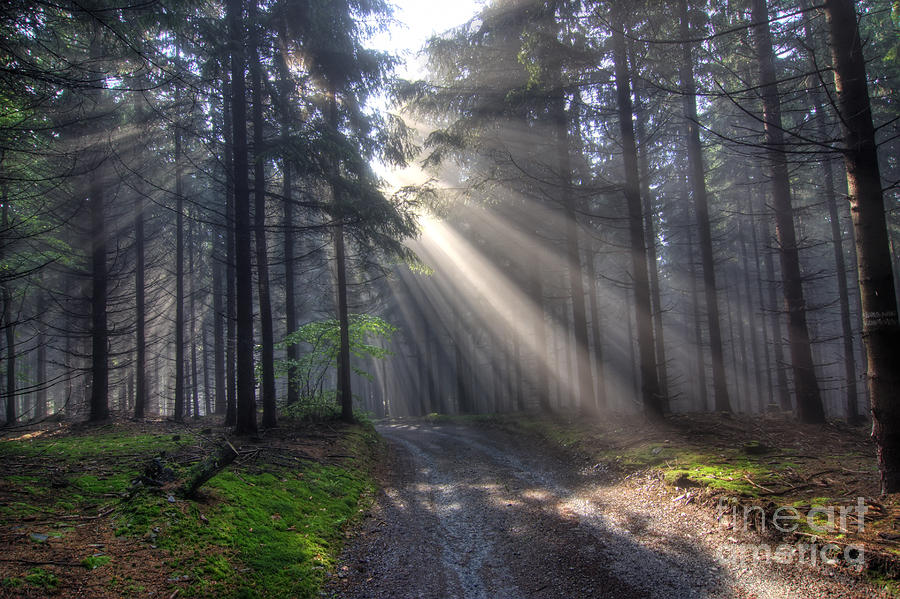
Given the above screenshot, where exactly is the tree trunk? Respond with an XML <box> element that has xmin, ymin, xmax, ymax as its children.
<box><xmin>189</xmin><ymin>211</ymin><xmax>200</xmax><ymax>419</ymax></box>
<box><xmin>334</xmin><ymin>221</ymin><xmax>353</xmax><ymax>422</ymax></box>
<box><xmin>6</xmin><ymin>312</ymin><xmax>15</xmax><ymax>424</ymax></box>
<box><xmin>64</xmin><ymin>313</ymin><xmax>73</xmax><ymax>418</ymax></box>
<box><xmin>530</xmin><ymin>249</ymin><xmax>552</xmax><ymax>412</ymax></box>
<box><xmin>179</xmin><ymin>442</ymin><xmax>239</xmax><ymax>498</ymax></box>
<box><xmin>678</xmin><ymin>0</ymin><xmax>730</xmax><ymax>412</ymax></box>
<box><xmin>585</xmin><ymin>236</ymin><xmax>607</xmax><ymax>410</ymax></box>
<box><xmin>612</xmin><ymin>23</ymin><xmax>662</xmax><ymax>418</ymax></box>
<box><xmin>824</xmin><ymin>141</ymin><xmax>860</xmax><ymax>422</ymax></box>
<box><xmin>631</xmin><ymin>50</ymin><xmax>668</xmax><ymax>410</ymax></box>
<box><xmin>2</xmin><ymin>202</ymin><xmax>14</xmax><ymax>425</ymax></box>
<box><xmin>799</xmin><ymin>0</ymin><xmax>860</xmax><ymax>422</ymax></box>
<box><xmin>134</xmin><ymin>153</ymin><xmax>146</xmax><ymax>419</ymax></box>
<box><xmin>763</xmin><ymin>225</ymin><xmax>792</xmax><ymax>412</ymax></box>
<box><xmin>455</xmin><ymin>334</ymin><xmax>471</xmax><ymax>414</ymax></box>
<box><xmin>88</xmin><ymin>144</ymin><xmax>108</xmax><ymax>421</ymax></box>
<box><xmin>686</xmin><ymin>192</ymin><xmax>709</xmax><ymax>411</ymax></box>
<box><xmin>223</xmin><ymin>74</ymin><xmax>237</xmax><ymax>427</ymax></box>
<box><xmin>213</xmin><ymin>233</ymin><xmax>226</xmax><ymax>415</ymax></box>
<box><xmin>282</xmin><ymin>134</ymin><xmax>299</xmax><ymax>407</ymax></box>
<box><xmin>35</xmin><ymin>290</ymin><xmax>47</xmax><ymax>419</ymax></box>
<box><xmin>227</xmin><ymin>0</ymin><xmax>257</xmax><ymax>435</ymax></box>
<box><xmin>323</xmin><ymin>90</ymin><xmax>354</xmax><ymax>424</ymax></box>
<box><xmin>174</xmin><ymin>123</ymin><xmax>185</xmax><ymax>422</ymax></box>
<box><xmin>426</xmin><ymin>325</ymin><xmax>436</xmax><ymax>412</ymax></box>
<box><xmin>824</xmin><ymin>0</ymin><xmax>900</xmax><ymax>492</ymax></box>
<box><xmin>751</xmin><ymin>0</ymin><xmax>824</xmax><ymax>423</ymax></box>
<box><xmin>553</xmin><ymin>91</ymin><xmax>594</xmax><ymax>416</ymax></box>
<box><xmin>202</xmin><ymin>311</ymin><xmax>211</xmax><ymax>416</ymax></box>
<box><xmin>248</xmin><ymin>0</ymin><xmax>277</xmax><ymax>429</ymax></box>
<box><xmin>748</xmin><ymin>178</ymin><xmax>774</xmax><ymax>409</ymax></box>
<box><xmin>738</xmin><ymin>195</ymin><xmax>763</xmax><ymax>412</ymax></box>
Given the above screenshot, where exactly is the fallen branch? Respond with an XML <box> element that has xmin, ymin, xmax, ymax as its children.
<box><xmin>743</xmin><ymin>475</ymin><xmax>776</xmax><ymax>494</ymax></box>
<box><xmin>57</xmin><ymin>505</ymin><xmax>116</xmax><ymax>521</ymax></box>
<box><xmin>178</xmin><ymin>441</ymin><xmax>239</xmax><ymax>498</ymax></box>
<box><xmin>0</xmin><ymin>558</ymin><xmax>80</xmax><ymax>567</ymax></box>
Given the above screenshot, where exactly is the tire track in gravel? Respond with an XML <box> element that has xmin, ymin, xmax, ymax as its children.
<box><xmin>326</xmin><ymin>421</ymin><xmax>887</xmax><ymax>599</ymax></box>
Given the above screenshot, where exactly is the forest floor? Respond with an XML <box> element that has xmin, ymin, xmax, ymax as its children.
<box><xmin>327</xmin><ymin>414</ymin><xmax>899</xmax><ymax>598</ymax></box>
<box><xmin>0</xmin><ymin>417</ymin><xmax>380</xmax><ymax>599</ymax></box>
<box><xmin>3</xmin><ymin>412</ymin><xmax>896</xmax><ymax>598</ymax></box>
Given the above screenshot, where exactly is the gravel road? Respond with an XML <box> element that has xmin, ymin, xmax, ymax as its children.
<box><xmin>326</xmin><ymin>421</ymin><xmax>886</xmax><ymax>599</ymax></box>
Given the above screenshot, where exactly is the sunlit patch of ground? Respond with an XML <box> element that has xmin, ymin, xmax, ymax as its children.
<box><xmin>447</xmin><ymin>410</ymin><xmax>900</xmax><ymax>593</ymax></box>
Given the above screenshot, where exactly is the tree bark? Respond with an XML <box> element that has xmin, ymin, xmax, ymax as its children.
<box><xmin>282</xmin><ymin>135</ymin><xmax>299</xmax><ymax>407</ymax></box>
<box><xmin>189</xmin><ymin>209</ymin><xmax>200</xmax><ymax>419</ymax></box>
<box><xmin>763</xmin><ymin>222</ymin><xmax>792</xmax><ymax>412</ymax></box>
<box><xmin>530</xmin><ymin>249</ymin><xmax>552</xmax><ymax>412</ymax></box>
<box><xmin>227</xmin><ymin>0</ymin><xmax>257</xmax><ymax>435</ymax></box>
<box><xmin>751</xmin><ymin>0</ymin><xmax>824</xmax><ymax>423</ymax></box>
<box><xmin>748</xmin><ymin>178</ymin><xmax>775</xmax><ymax>409</ymax></box>
<box><xmin>799</xmin><ymin>0</ymin><xmax>860</xmax><ymax>422</ymax></box>
<box><xmin>738</xmin><ymin>195</ymin><xmax>763</xmax><ymax>412</ymax></box>
<box><xmin>213</xmin><ymin>234</ymin><xmax>226</xmax><ymax>415</ymax></box>
<box><xmin>202</xmin><ymin>302</ymin><xmax>211</xmax><ymax>416</ymax></box>
<box><xmin>2</xmin><ymin>201</ymin><xmax>14</xmax><ymax>425</ymax></box>
<box><xmin>174</xmin><ymin>122</ymin><xmax>185</xmax><ymax>422</ymax></box>
<box><xmin>612</xmin><ymin>22</ymin><xmax>662</xmax><ymax>418</ymax></box>
<box><xmin>88</xmin><ymin>144</ymin><xmax>108</xmax><ymax>421</ymax></box>
<box><xmin>631</xmin><ymin>49</ymin><xmax>668</xmax><ymax>410</ymax></box>
<box><xmin>585</xmin><ymin>236</ymin><xmax>607</xmax><ymax>410</ymax></box>
<box><xmin>334</xmin><ymin>220</ymin><xmax>353</xmax><ymax>422</ymax></box>
<box><xmin>248</xmin><ymin>0</ymin><xmax>277</xmax><ymax>429</ymax></box>
<box><xmin>824</xmin><ymin>0</ymin><xmax>900</xmax><ymax>492</ymax></box>
<box><xmin>553</xmin><ymin>91</ymin><xmax>595</xmax><ymax>416</ymax></box>
<box><xmin>454</xmin><ymin>334</ymin><xmax>471</xmax><ymax>414</ymax></box>
<box><xmin>678</xmin><ymin>0</ymin><xmax>730</xmax><ymax>412</ymax></box>
<box><xmin>134</xmin><ymin>153</ymin><xmax>146</xmax><ymax>420</ymax></box>
<box><xmin>686</xmin><ymin>190</ymin><xmax>709</xmax><ymax>411</ymax></box>
<box><xmin>223</xmin><ymin>74</ymin><xmax>237</xmax><ymax>427</ymax></box>
<box><xmin>823</xmin><ymin>138</ymin><xmax>860</xmax><ymax>422</ymax></box>
<box><xmin>324</xmin><ymin>90</ymin><xmax>354</xmax><ymax>424</ymax></box>
<box><xmin>179</xmin><ymin>442</ymin><xmax>238</xmax><ymax>498</ymax></box>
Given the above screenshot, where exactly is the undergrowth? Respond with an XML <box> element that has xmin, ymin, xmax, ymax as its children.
<box><xmin>0</xmin><ymin>420</ymin><xmax>380</xmax><ymax>599</ymax></box>
<box><xmin>116</xmin><ymin>423</ymin><xmax>379</xmax><ymax>599</ymax></box>
<box><xmin>0</xmin><ymin>428</ymin><xmax>194</xmax><ymax>520</ymax></box>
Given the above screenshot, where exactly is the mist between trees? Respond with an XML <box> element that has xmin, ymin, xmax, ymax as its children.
<box><xmin>0</xmin><ymin>0</ymin><xmax>898</xmax><ymax>489</ymax></box>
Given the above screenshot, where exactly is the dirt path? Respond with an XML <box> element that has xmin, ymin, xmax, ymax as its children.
<box><xmin>326</xmin><ymin>421</ymin><xmax>886</xmax><ymax>599</ymax></box>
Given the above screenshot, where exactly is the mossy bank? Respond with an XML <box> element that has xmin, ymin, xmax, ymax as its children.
<box><xmin>0</xmin><ymin>420</ymin><xmax>382</xmax><ymax>599</ymax></box>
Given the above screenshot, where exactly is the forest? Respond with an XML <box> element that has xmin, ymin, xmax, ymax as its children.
<box><xmin>1</xmin><ymin>0</ymin><xmax>899</xmax><ymax>597</ymax></box>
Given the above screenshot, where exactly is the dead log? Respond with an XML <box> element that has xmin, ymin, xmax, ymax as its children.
<box><xmin>178</xmin><ymin>441</ymin><xmax>239</xmax><ymax>498</ymax></box>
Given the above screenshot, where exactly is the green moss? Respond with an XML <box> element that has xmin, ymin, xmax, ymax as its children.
<box><xmin>867</xmin><ymin>570</ymin><xmax>900</xmax><ymax>597</ymax></box>
<box><xmin>24</xmin><ymin>567</ymin><xmax>59</xmax><ymax>591</ymax></box>
<box><xmin>0</xmin><ymin>431</ymin><xmax>191</xmax><ymax>463</ymax></box>
<box><xmin>82</xmin><ymin>554</ymin><xmax>111</xmax><ymax>569</ymax></box>
<box><xmin>2</xmin><ymin>577</ymin><xmax>23</xmax><ymax>589</ymax></box>
<box><xmin>1</xmin><ymin>431</ymin><xmax>196</xmax><ymax>528</ymax></box>
<box><xmin>2</xmin><ymin>423</ymin><xmax>377</xmax><ymax>599</ymax></box>
<box><xmin>70</xmin><ymin>472</ymin><xmax>132</xmax><ymax>496</ymax></box>
<box><xmin>112</xmin><ymin>423</ymin><xmax>378</xmax><ymax>599</ymax></box>
<box><xmin>0</xmin><ymin>500</ymin><xmax>44</xmax><ymax>518</ymax></box>
<box><xmin>656</xmin><ymin>455</ymin><xmax>787</xmax><ymax>496</ymax></box>
<box><xmin>742</xmin><ymin>440</ymin><xmax>770</xmax><ymax>455</ymax></box>
<box><xmin>466</xmin><ymin>414</ymin><xmax>807</xmax><ymax>499</ymax></box>
<box><xmin>108</xmin><ymin>576</ymin><xmax>146</xmax><ymax>596</ymax></box>
<box><xmin>175</xmin><ymin>465</ymin><xmax>371</xmax><ymax>598</ymax></box>
<box><xmin>6</xmin><ymin>474</ymin><xmax>40</xmax><ymax>484</ymax></box>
